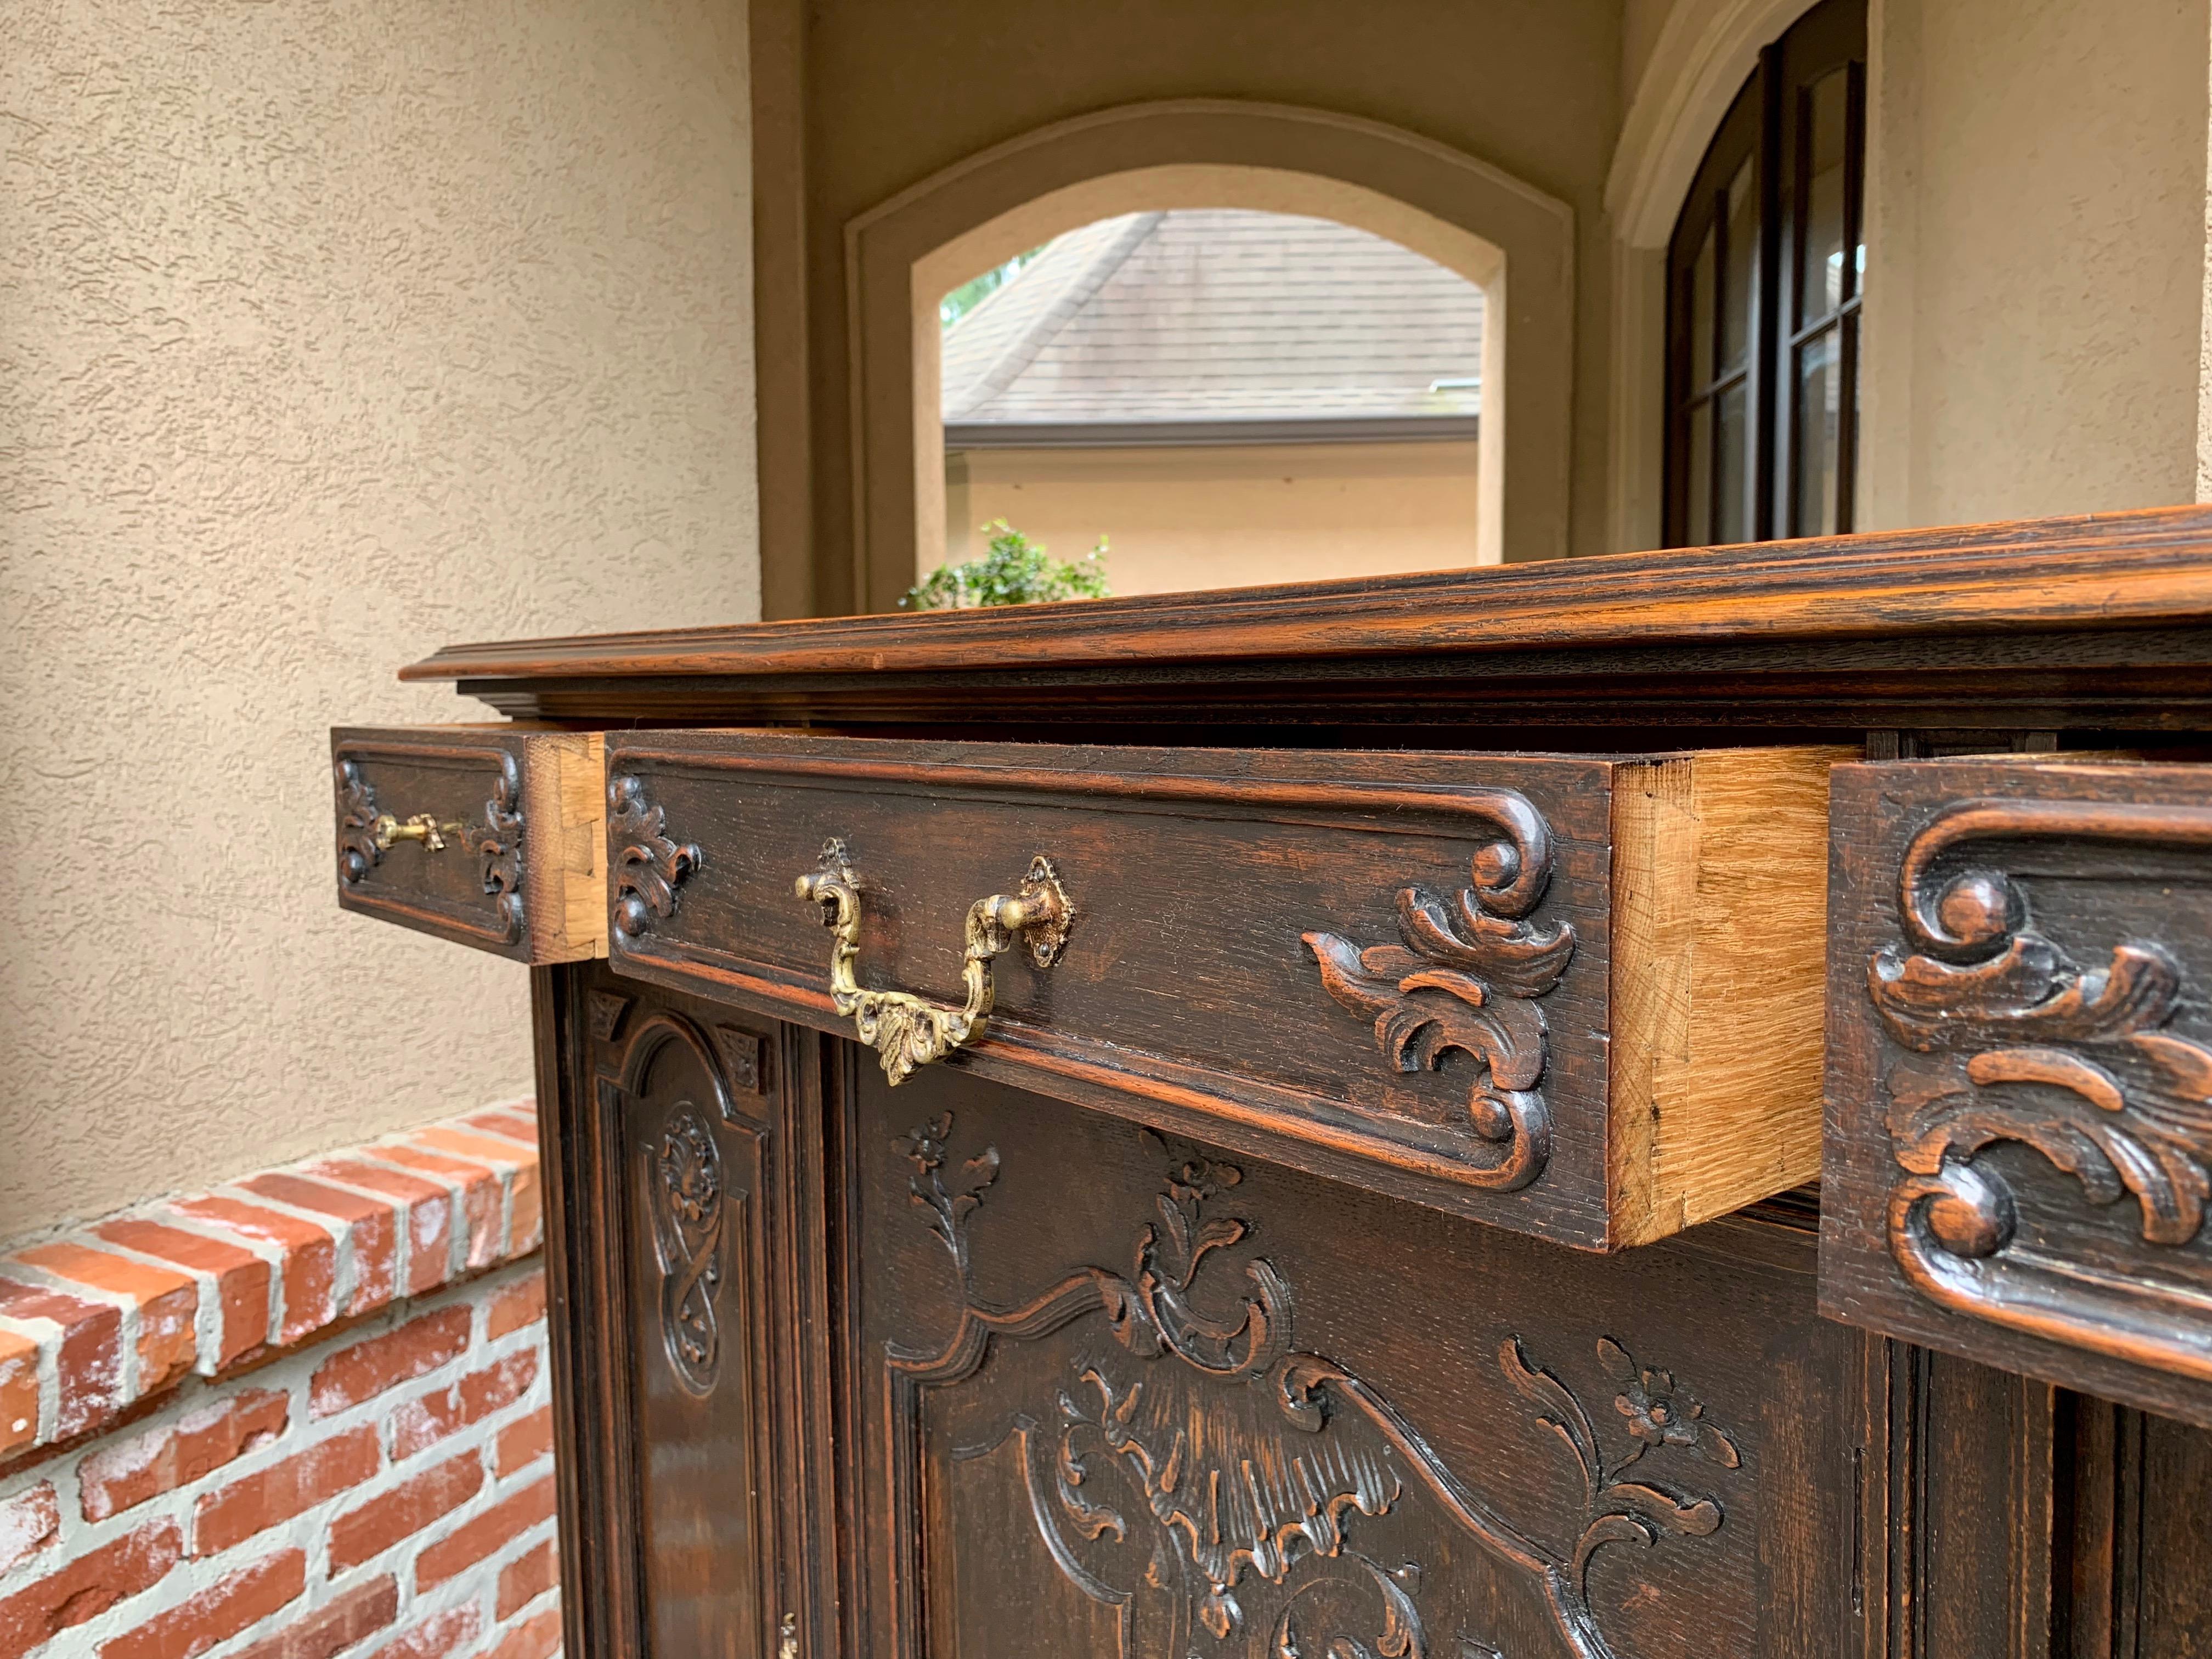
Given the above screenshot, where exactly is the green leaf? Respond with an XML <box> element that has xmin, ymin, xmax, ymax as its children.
<box><xmin>901</xmin><ymin>520</ymin><xmax>1114</xmax><ymax>610</ymax></box>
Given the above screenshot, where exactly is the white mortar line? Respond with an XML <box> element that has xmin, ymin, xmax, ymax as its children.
<box><xmin>416</xmin><ymin>1126</ymin><xmax>528</xmax><ymax>1259</ymax></box>
<box><xmin>351</xmin><ymin>1155</ymin><xmax>474</xmax><ymax>1283</ymax></box>
<box><xmin>292</xmin><ymin>1168</ymin><xmax>420</xmax><ymax>1307</ymax></box>
<box><xmin>143</xmin><ymin>1208</ymin><xmax>291</xmax><ymax>1356</ymax></box>
<box><xmin>0</xmin><ymin>1312</ymin><xmax>60</xmax><ymax>1447</ymax></box>
<box><xmin>1</xmin><ymin>1261</ymin><xmax>144</xmax><ymax>1403</ymax></box>
<box><xmin>86</xmin><ymin>1238</ymin><xmax>227</xmax><ymax>1378</ymax></box>
<box><xmin>208</xmin><ymin>1186</ymin><xmax>356</xmax><ymax>1319</ymax></box>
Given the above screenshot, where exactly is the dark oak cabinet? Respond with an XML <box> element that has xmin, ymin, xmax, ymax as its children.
<box><xmin>342</xmin><ymin>509</ymin><xmax>2212</xmax><ymax>1657</ymax></box>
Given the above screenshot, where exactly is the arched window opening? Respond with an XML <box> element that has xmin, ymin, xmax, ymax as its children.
<box><xmin>923</xmin><ymin>207</ymin><xmax>1489</xmax><ymax>603</ymax></box>
<box><xmin>1664</xmin><ymin>0</ymin><xmax>1867</xmax><ymax>547</ymax></box>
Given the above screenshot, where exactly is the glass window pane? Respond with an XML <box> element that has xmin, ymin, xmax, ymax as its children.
<box><xmin>1686</xmin><ymin>400</ymin><xmax>1713</xmax><ymax>547</ymax></box>
<box><xmin>1689</xmin><ymin>222</ymin><xmax>1717</xmax><ymax>388</ymax></box>
<box><xmin>1799</xmin><ymin>69</ymin><xmax>1849</xmax><ymax>323</ymax></box>
<box><xmin>1795</xmin><ymin>326</ymin><xmax>1843</xmax><ymax>535</ymax></box>
<box><xmin>1720</xmin><ymin>161</ymin><xmax>1757</xmax><ymax>375</ymax></box>
<box><xmin>1716</xmin><ymin>381</ymin><xmax>1750</xmax><ymax>544</ymax></box>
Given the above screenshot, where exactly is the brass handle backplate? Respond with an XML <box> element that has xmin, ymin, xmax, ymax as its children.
<box><xmin>795</xmin><ymin>837</ymin><xmax>1073</xmax><ymax>1084</ymax></box>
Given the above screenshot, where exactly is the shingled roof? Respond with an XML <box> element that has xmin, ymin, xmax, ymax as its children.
<box><xmin>940</xmin><ymin>208</ymin><xmax>1485</xmax><ymax>447</ymax></box>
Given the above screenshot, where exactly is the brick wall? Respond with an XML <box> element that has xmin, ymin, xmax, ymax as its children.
<box><xmin>0</xmin><ymin>1108</ymin><xmax>561</xmax><ymax>1659</ymax></box>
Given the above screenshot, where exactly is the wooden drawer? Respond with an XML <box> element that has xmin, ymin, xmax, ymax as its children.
<box><xmin>332</xmin><ymin>726</ymin><xmax>605</xmax><ymax>963</ymax></box>
<box><xmin>1822</xmin><ymin>757</ymin><xmax>2212</xmax><ymax>1425</ymax></box>
<box><xmin>603</xmin><ymin>731</ymin><xmax>1845</xmax><ymax>1250</ymax></box>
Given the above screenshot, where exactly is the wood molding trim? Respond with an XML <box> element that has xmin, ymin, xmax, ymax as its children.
<box><xmin>400</xmin><ymin>505</ymin><xmax>2212</xmax><ymax>686</ymax></box>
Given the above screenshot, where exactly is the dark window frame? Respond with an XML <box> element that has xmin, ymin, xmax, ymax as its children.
<box><xmin>1663</xmin><ymin>0</ymin><xmax>1867</xmax><ymax>548</ymax></box>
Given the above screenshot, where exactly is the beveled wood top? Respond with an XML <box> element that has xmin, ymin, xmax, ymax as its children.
<box><xmin>404</xmin><ymin>507</ymin><xmax>2212</xmax><ymax>736</ymax></box>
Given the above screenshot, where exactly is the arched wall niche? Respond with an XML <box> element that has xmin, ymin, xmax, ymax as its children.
<box><xmin>1604</xmin><ymin>0</ymin><xmax>1831</xmax><ymax>551</ymax></box>
<box><xmin>845</xmin><ymin>99</ymin><xmax>1574</xmax><ymax>613</ymax></box>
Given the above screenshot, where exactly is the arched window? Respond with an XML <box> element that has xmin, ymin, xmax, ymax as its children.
<box><xmin>1664</xmin><ymin>0</ymin><xmax>1866</xmax><ymax>547</ymax></box>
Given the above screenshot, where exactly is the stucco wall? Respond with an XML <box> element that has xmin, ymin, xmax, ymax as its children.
<box><xmin>943</xmin><ymin>442</ymin><xmax>1482</xmax><ymax>595</ymax></box>
<box><xmin>0</xmin><ymin>0</ymin><xmax>758</xmax><ymax>1236</ymax></box>
<box><xmin>1861</xmin><ymin>0</ymin><xmax>2209</xmax><ymax>527</ymax></box>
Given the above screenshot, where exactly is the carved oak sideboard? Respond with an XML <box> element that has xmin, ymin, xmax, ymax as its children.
<box><xmin>337</xmin><ymin>507</ymin><xmax>2212</xmax><ymax>1659</ymax></box>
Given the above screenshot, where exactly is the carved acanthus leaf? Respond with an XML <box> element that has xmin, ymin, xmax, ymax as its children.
<box><xmin>475</xmin><ymin>751</ymin><xmax>524</xmax><ymax>942</ymax></box>
<box><xmin>609</xmin><ymin>774</ymin><xmax>703</xmax><ymax>944</ymax></box>
<box><xmin>1300</xmin><ymin>809</ymin><xmax>1573</xmax><ymax>1197</ymax></box>
<box><xmin>1870</xmin><ymin>799</ymin><xmax>2212</xmax><ymax>1378</ymax></box>
<box><xmin>335</xmin><ymin>760</ymin><xmax>381</xmax><ymax>884</ymax></box>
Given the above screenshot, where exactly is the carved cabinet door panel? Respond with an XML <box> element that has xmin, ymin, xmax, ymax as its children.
<box><xmin>838</xmin><ymin>1056</ymin><xmax>1859</xmax><ymax>1659</ymax></box>
<box><xmin>545</xmin><ymin>966</ymin><xmax>801</xmax><ymax>1659</ymax></box>
<box><xmin>1822</xmin><ymin>759</ymin><xmax>2212</xmax><ymax>1424</ymax></box>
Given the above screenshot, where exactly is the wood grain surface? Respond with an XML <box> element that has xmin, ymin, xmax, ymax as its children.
<box><xmin>1609</xmin><ymin>746</ymin><xmax>1847</xmax><ymax>1243</ymax></box>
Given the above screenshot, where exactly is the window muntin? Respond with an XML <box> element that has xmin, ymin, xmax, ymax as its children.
<box><xmin>1664</xmin><ymin>0</ymin><xmax>1867</xmax><ymax>548</ymax></box>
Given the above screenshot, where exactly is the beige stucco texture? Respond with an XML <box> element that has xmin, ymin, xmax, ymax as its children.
<box><xmin>944</xmin><ymin>442</ymin><xmax>1483</xmax><ymax>595</ymax></box>
<box><xmin>1863</xmin><ymin>0</ymin><xmax>2209</xmax><ymax>527</ymax></box>
<box><xmin>0</xmin><ymin>0</ymin><xmax>759</xmax><ymax>1235</ymax></box>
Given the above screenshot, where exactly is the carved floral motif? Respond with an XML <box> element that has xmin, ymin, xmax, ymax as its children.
<box><xmin>892</xmin><ymin>1126</ymin><xmax>1735</xmax><ymax>1658</ymax></box>
<box><xmin>1303</xmin><ymin>804</ymin><xmax>1576</xmax><ymax>1192</ymax></box>
<box><xmin>610</xmin><ymin>775</ymin><xmax>703</xmax><ymax>944</ymax></box>
<box><xmin>898</xmin><ymin>1112</ymin><xmax>1000</xmax><ymax>1286</ymax></box>
<box><xmin>650</xmin><ymin>1108</ymin><xmax>724</xmax><ymax>1395</ymax></box>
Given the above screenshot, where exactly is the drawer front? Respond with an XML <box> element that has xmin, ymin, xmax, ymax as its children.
<box><xmin>840</xmin><ymin>1062</ymin><xmax>1857</xmax><ymax>1659</ymax></box>
<box><xmin>332</xmin><ymin>726</ymin><xmax>605</xmax><ymax>963</ymax></box>
<box><xmin>603</xmin><ymin>732</ymin><xmax>1837</xmax><ymax>1250</ymax></box>
<box><xmin>1822</xmin><ymin>758</ymin><xmax>2212</xmax><ymax>1423</ymax></box>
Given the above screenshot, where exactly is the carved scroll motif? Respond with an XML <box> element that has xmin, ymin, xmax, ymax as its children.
<box><xmin>336</xmin><ymin>760</ymin><xmax>382</xmax><ymax>884</ymax></box>
<box><xmin>474</xmin><ymin>751</ymin><xmax>524</xmax><ymax>943</ymax></box>
<box><xmin>1869</xmin><ymin>795</ymin><xmax>2212</xmax><ymax>1379</ymax></box>
<box><xmin>651</xmin><ymin>1108</ymin><xmax>725</xmax><ymax>1395</ymax></box>
<box><xmin>891</xmin><ymin>1127</ymin><xmax>1736</xmax><ymax>1658</ymax></box>
<box><xmin>610</xmin><ymin>775</ymin><xmax>703</xmax><ymax>945</ymax></box>
<box><xmin>1303</xmin><ymin>795</ymin><xmax>1576</xmax><ymax>1191</ymax></box>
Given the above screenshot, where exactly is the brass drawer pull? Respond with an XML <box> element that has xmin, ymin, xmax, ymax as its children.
<box><xmin>796</xmin><ymin>837</ymin><xmax>1073</xmax><ymax>1084</ymax></box>
<box><xmin>375</xmin><ymin>812</ymin><xmax>463</xmax><ymax>851</ymax></box>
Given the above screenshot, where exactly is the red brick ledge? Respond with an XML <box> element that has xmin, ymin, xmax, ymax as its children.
<box><xmin>0</xmin><ymin>1106</ymin><xmax>543</xmax><ymax>1469</ymax></box>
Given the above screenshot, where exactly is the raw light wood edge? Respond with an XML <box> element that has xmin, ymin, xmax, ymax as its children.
<box><xmin>1608</xmin><ymin>745</ymin><xmax>1845</xmax><ymax>1246</ymax></box>
<box><xmin>521</xmin><ymin>731</ymin><xmax>607</xmax><ymax>962</ymax></box>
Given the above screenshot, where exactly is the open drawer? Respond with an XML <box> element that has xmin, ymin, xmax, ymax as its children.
<box><xmin>332</xmin><ymin>726</ymin><xmax>605</xmax><ymax>963</ymax></box>
<box><xmin>1823</xmin><ymin>756</ymin><xmax>2212</xmax><ymax>1425</ymax></box>
<box><xmin>603</xmin><ymin>731</ymin><xmax>1847</xmax><ymax>1250</ymax></box>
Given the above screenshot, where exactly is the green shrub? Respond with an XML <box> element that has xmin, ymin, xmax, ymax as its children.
<box><xmin>902</xmin><ymin>520</ymin><xmax>1111</xmax><ymax>610</ymax></box>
